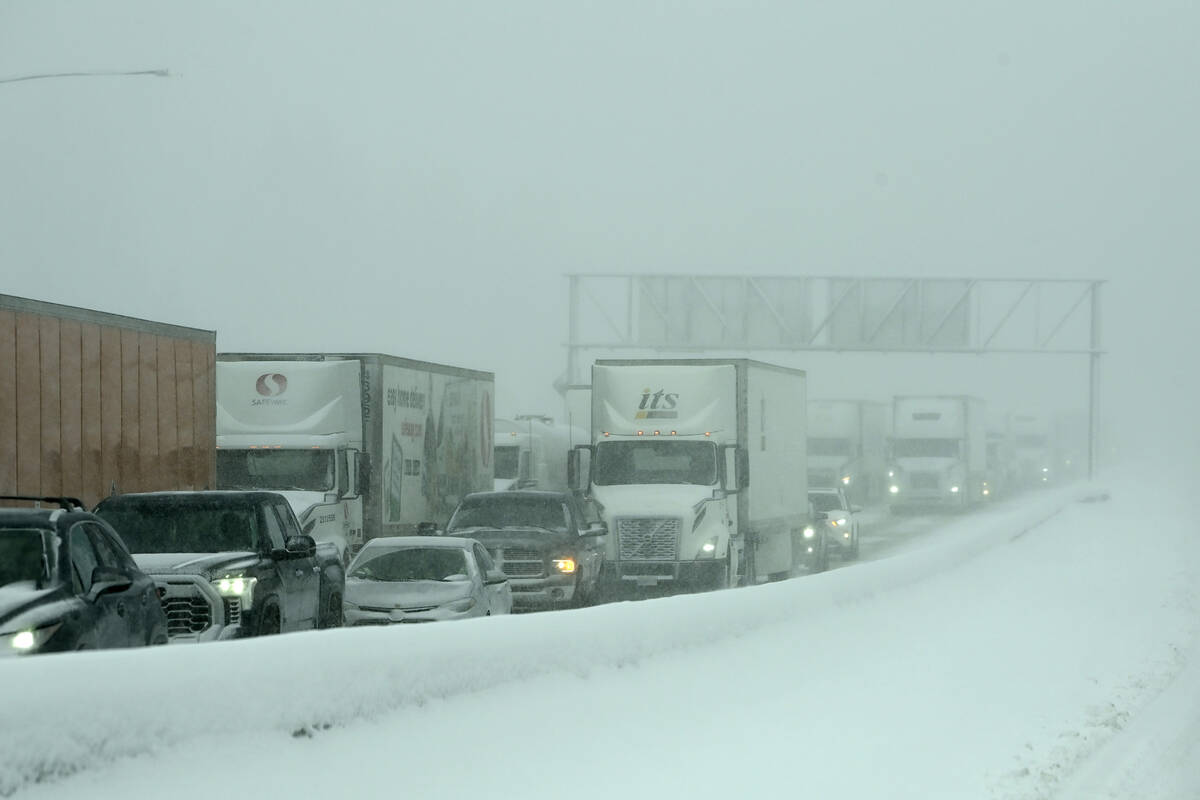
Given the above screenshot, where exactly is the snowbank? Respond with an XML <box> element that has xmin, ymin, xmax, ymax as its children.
<box><xmin>0</xmin><ymin>486</ymin><xmax>1093</xmax><ymax>796</ymax></box>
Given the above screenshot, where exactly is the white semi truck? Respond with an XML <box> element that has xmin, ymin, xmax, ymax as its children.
<box><xmin>887</xmin><ymin>395</ymin><xmax>987</xmax><ymax>510</ymax></box>
<box><xmin>574</xmin><ymin>359</ymin><xmax>817</xmax><ymax>594</ymax></box>
<box><xmin>493</xmin><ymin>415</ymin><xmax>585</xmax><ymax>492</ymax></box>
<box><xmin>1011</xmin><ymin>412</ymin><xmax>1056</xmax><ymax>489</ymax></box>
<box><xmin>215</xmin><ymin>353</ymin><xmax>494</xmax><ymax>562</ymax></box>
<box><xmin>807</xmin><ymin>398</ymin><xmax>889</xmax><ymax>504</ymax></box>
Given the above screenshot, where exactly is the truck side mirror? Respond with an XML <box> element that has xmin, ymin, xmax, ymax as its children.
<box><xmin>736</xmin><ymin>447</ymin><xmax>750</xmax><ymax>490</ymax></box>
<box><xmin>357</xmin><ymin>452</ymin><xmax>372</xmax><ymax>496</ymax></box>
<box><xmin>568</xmin><ymin>445</ymin><xmax>592</xmax><ymax>491</ymax></box>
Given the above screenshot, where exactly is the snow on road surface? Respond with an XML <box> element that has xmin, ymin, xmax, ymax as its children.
<box><xmin>2</xmin><ymin>471</ymin><xmax>1197</xmax><ymax>799</ymax></box>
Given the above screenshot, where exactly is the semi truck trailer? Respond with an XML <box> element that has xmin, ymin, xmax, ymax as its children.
<box><xmin>807</xmin><ymin>398</ymin><xmax>888</xmax><ymax>504</ymax></box>
<box><xmin>215</xmin><ymin>353</ymin><xmax>494</xmax><ymax>562</ymax></box>
<box><xmin>574</xmin><ymin>359</ymin><xmax>818</xmax><ymax>595</ymax></box>
<box><xmin>887</xmin><ymin>395</ymin><xmax>987</xmax><ymax>509</ymax></box>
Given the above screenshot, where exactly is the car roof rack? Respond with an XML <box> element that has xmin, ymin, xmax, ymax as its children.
<box><xmin>0</xmin><ymin>495</ymin><xmax>87</xmax><ymax>510</ymax></box>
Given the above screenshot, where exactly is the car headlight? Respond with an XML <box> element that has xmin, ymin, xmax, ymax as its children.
<box><xmin>841</xmin><ymin>475</ymin><xmax>851</xmax><ymax>485</ymax></box>
<box><xmin>445</xmin><ymin>596</ymin><xmax>476</xmax><ymax>613</ymax></box>
<box><xmin>4</xmin><ymin>622</ymin><xmax>62</xmax><ymax>654</ymax></box>
<box><xmin>552</xmin><ymin>558</ymin><xmax>577</xmax><ymax>574</ymax></box>
<box><xmin>212</xmin><ymin>575</ymin><xmax>257</xmax><ymax>610</ymax></box>
<box><xmin>803</xmin><ymin>526</ymin><xmax>816</xmax><ymax>539</ymax></box>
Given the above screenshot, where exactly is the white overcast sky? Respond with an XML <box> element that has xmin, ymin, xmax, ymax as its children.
<box><xmin>1</xmin><ymin>1</ymin><xmax>1197</xmax><ymax>459</ymax></box>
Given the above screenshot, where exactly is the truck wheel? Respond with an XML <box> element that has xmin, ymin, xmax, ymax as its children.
<box><xmin>319</xmin><ymin>592</ymin><xmax>343</xmax><ymax>629</ymax></box>
<box><xmin>256</xmin><ymin>602</ymin><xmax>281</xmax><ymax>636</ymax></box>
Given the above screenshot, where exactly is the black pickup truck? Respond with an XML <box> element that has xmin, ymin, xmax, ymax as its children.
<box><xmin>94</xmin><ymin>491</ymin><xmax>345</xmax><ymax>642</ymax></box>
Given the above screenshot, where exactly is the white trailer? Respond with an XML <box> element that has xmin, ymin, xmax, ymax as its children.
<box><xmin>577</xmin><ymin>359</ymin><xmax>816</xmax><ymax>594</ymax></box>
<box><xmin>493</xmin><ymin>415</ymin><xmax>585</xmax><ymax>492</ymax></box>
<box><xmin>806</xmin><ymin>398</ymin><xmax>889</xmax><ymax>504</ymax></box>
<box><xmin>216</xmin><ymin>354</ymin><xmax>494</xmax><ymax>561</ymax></box>
<box><xmin>887</xmin><ymin>395</ymin><xmax>987</xmax><ymax>509</ymax></box>
<box><xmin>1010</xmin><ymin>412</ymin><xmax>1056</xmax><ymax>489</ymax></box>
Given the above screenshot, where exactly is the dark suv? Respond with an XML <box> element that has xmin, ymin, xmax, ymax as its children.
<box><xmin>0</xmin><ymin>495</ymin><xmax>168</xmax><ymax>656</ymax></box>
<box><xmin>445</xmin><ymin>491</ymin><xmax>607</xmax><ymax>610</ymax></box>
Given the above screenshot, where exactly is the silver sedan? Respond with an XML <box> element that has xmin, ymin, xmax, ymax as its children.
<box><xmin>343</xmin><ymin>536</ymin><xmax>512</xmax><ymax>625</ymax></box>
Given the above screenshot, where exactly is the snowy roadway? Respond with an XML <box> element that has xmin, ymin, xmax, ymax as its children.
<box><xmin>1</xmin><ymin>470</ymin><xmax>1197</xmax><ymax>799</ymax></box>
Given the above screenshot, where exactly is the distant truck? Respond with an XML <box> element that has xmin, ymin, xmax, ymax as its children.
<box><xmin>1010</xmin><ymin>412</ymin><xmax>1056</xmax><ymax>489</ymax></box>
<box><xmin>984</xmin><ymin>411</ymin><xmax>1017</xmax><ymax>500</ymax></box>
<box><xmin>887</xmin><ymin>396</ymin><xmax>987</xmax><ymax>509</ymax></box>
<box><xmin>0</xmin><ymin>293</ymin><xmax>216</xmax><ymax>507</ymax></box>
<box><xmin>574</xmin><ymin>359</ymin><xmax>819</xmax><ymax>594</ymax></box>
<box><xmin>493</xmin><ymin>415</ymin><xmax>585</xmax><ymax>492</ymax></box>
<box><xmin>215</xmin><ymin>354</ymin><xmax>494</xmax><ymax>562</ymax></box>
<box><xmin>94</xmin><ymin>490</ymin><xmax>346</xmax><ymax>641</ymax></box>
<box><xmin>806</xmin><ymin>398</ymin><xmax>888</xmax><ymax>504</ymax></box>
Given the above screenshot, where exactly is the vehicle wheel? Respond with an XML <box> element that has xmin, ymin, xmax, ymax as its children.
<box><xmin>847</xmin><ymin>530</ymin><xmax>861</xmax><ymax>560</ymax></box>
<box><xmin>318</xmin><ymin>592</ymin><xmax>343</xmax><ymax>629</ymax></box>
<box><xmin>256</xmin><ymin>602</ymin><xmax>282</xmax><ymax>637</ymax></box>
<box><xmin>569</xmin><ymin>572</ymin><xmax>589</xmax><ymax>608</ymax></box>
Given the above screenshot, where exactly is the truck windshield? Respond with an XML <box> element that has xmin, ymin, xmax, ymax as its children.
<box><xmin>217</xmin><ymin>449</ymin><xmax>336</xmax><ymax>492</ymax></box>
<box><xmin>892</xmin><ymin>439</ymin><xmax>959</xmax><ymax>458</ymax></box>
<box><xmin>96</xmin><ymin>503</ymin><xmax>262</xmax><ymax>554</ymax></box>
<box><xmin>447</xmin><ymin>496</ymin><xmax>568</xmax><ymax>533</ymax></box>
<box><xmin>0</xmin><ymin>529</ymin><xmax>50</xmax><ymax>589</ymax></box>
<box><xmin>493</xmin><ymin>445</ymin><xmax>520</xmax><ymax>480</ymax></box>
<box><xmin>592</xmin><ymin>441</ymin><xmax>718</xmax><ymax>486</ymax></box>
<box><xmin>808</xmin><ymin>437</ymin><xmax>851</xmax><ymax>456</ymax></box>
<box><xmin>350</xmin><ymin>547</ymin><xmax>468</xmax><ymax>582</ymax></box>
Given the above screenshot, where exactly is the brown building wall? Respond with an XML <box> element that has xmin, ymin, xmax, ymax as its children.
<box><xmin>0</xmin><ymin>296</ymin><xmax>216</xmax><ymax>508</ymax></box>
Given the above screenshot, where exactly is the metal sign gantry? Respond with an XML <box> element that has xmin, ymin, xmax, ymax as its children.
<box><xmin>565</xmin><ymin>274</ymin><xmax>1104</xmax><ymax>476</ymax></box>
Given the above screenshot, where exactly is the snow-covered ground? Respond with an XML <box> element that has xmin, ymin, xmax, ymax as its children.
<box><xmin>2</xmin><ymin>469</ymin><xmax>1197</xmax><ymax>799</ymax></box>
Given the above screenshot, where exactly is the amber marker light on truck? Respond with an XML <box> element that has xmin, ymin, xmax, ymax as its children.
<box><xmin>553</xmin><ymin>558</ymin><xmax>577</xmax><ymax>574</ymax></box>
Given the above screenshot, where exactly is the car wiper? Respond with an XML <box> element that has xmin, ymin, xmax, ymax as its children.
<box><xmin>501</xmin><ymin>525</ymin><xmax>561</xmax><ymax>535</ymax></box>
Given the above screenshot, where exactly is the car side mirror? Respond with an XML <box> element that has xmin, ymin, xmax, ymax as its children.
<box><xmin>87</xmin><ymin>566</ymin><xmax>133</xmax><ymax>601</ymax></box>
<box><xmin>583</xmin><ymin>521</ymin><xmax>608</xmax><ymax>537</ymax></box>
<box><xmin>284</xmin><ymin>535</ymin><xmax>317</xmax><ymax>558</ymax></box>
<box><xmin>485</xmin><ymin>568</ymin><xmax>509</xmax><ymax>585</ymax></box>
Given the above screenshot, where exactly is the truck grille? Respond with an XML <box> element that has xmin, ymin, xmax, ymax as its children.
<box><xmin>163</xmin><ymin>595</ymin><xmax>212</xmax><ymax>636</ymax></box>
<box><xmin>492</xmin><ymin>547</ymin><xmax>545</xmax><ymax>579</ymax></box>
<box><xmin>910</xmin><ymin>472</ymin><xmax>939</xmax><ymax>490</ymax></box>
<box><xmin>617</xmin><ymin>518</ymin><xmax>681</xmax><ymax>561</ymax></box>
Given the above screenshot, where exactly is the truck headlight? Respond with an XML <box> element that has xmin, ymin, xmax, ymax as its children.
<box><xmin>803</xmin><ymin>526</ymin><xmax>816</xmax><ymax>539</ymax></box>
<box><xmin>696</xmin><ymin>537</ymin><xmax>719</xmax><ymax>559</ymax></box>
<box><xmin>841</xmin><ymin>475</ymin><xmax>851</xmax><ymax>485</ymax></box>
<box><xmin>212</xmin><ymin>575</ymin><xmax>257</xmax><ymax>610</ymax></box>
<box><xmin>5</xmin><ymin>622</ymin><xmax>62</xmax><ymax>654</ymax></box>
<box><xmin>950</xmin><ymin>486</ymin><xmax>960</xmax><ymax>493</ymax></box>
<box><xmin>552</xmin><ymin>558</ymin><xmax>577</xmax><ymax>574</ymax></box>
<box><xmin>445</xmin><ymin>596</ymin><xmax>476</xmax><ymax>613</ymax></box>
<box><xmin>889</xmin><ymin>485</ymin><xmax>899</xmax><ymax>494</ymax></box>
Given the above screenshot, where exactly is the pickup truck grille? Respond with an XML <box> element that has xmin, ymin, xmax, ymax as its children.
<box><xmin>910</xmin><ymin>472</ymin><xmax>939</xmax><ymax>490</ymax></box>
<box><xmin>617</xmin><ymin>518</ymin><xmax>681</xmax><ymax>561</ymax></box>
<box><xmin>487</xmin><ymin>547</ymin><xmax>545</xmax><ymax>579</ymax></box>
<box><xmin>163</xmin><ymin>595</ymin><xmax>212</xmax><ymax>636</ymax></box>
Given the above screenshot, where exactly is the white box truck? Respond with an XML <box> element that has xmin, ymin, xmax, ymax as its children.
<box><xmin>807</xmin><ymin>398</ymin><xmax>889</xmax><ymax>504</ymax></box>
<box><xmin>493</xmin><ymin>415</ymin><xmax>585</xmax><ymax>492</ymax></box>
<box><xmin>215</xmin><ymin>354</ymin><xmax>494</xmax><ymax>561</ymax></box>
<box><xmin>574</xmin><ymin>359</ymin><xmax>818</xmax><ymax>594</ymax></box>
<box><xmin>887</xmin><ymin>395</ymin><xmax>987</xmax><ymax>509</ymax></box>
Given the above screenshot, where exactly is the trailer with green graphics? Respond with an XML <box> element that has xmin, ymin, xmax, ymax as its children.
<box><xmin>573</xmin><ymin>358</ymin><xmax>820</xmax><ymax>595</ymax></box>
<box><xmin>216</xmin><ymin>354</ymin><xmax>494</xmax><ymax>562</ymax></box>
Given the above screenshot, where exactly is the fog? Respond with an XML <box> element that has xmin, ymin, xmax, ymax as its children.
<box><xmin>2</xmin><ymin>1</ymin><xmax>1197</xmax><ymax>462</ymax></box>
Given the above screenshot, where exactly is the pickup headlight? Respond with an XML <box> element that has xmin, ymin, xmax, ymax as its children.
<box><xmin>4</xmin><ymin>622</ymin><xmax>62</xmax><ymax>654</ymax></box>
<box><xmin>552</xmin><ymin>558</ymin><xmax>577</xmax><ymax>575</ymax></box>
<box><xmin>212</xmin><ymin>575</ymin><xmax>257</xmax><ymax>610</ymax></box>
<box><xmin>445</xmin><ymin>596</ymin><xmax>476</xmax><ymax>613</ymax></box>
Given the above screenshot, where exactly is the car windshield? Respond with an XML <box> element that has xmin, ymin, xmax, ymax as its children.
<box><xmin>447</xmin><ymin>496</ymin><xmax>568</xmax><ymax>532</ymax></box>
<box><xmin>808</xmin><ymin>493</ymin><xmax>844</xmax><ymax>513</ymax></box>
<box><xmin>350</xmin><ymin>547</ymin><xmax>469</xmax><ymax>582</ymax></box>
<box><xmin>216</xmin><ymin>449</ymin><xmax>336</xmax><ymax>492</ymax></box>
<box><xmin>892</xmin><ymin>438</ymin><xmax>959</xmax><ymax>458</ymax></box>
<box><xmin>96</xmin><ymin>502</ymin><xmax>262</xmax><ymax>554</ymax></box>
<box><xmin>0</xmin><ymin>529</ymin><xmax>50</xmax><ymax>589</ymax></box>
<box><xmin>592</xmin><ymin>441</ymin><xmax>718</xmax><ymax>486</ymax></box>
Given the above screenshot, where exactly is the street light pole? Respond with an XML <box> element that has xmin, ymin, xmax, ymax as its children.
<box><xmin>0</xmin><ymin>68</ymin><xmax>169</xmax><ymax>86</ymax></box>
